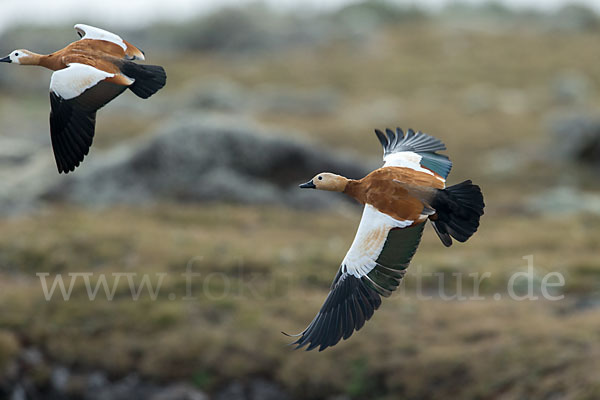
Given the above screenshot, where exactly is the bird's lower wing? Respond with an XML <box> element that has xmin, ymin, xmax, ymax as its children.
<box><xmin>289</xmin><ymin>205</ymin><xmax>425</xmax><ymax>351</ymax></box>
<box><xmin>49</xmin><ymin>63</ymin><xmax>128</xmax><ymax>173</ymax></box>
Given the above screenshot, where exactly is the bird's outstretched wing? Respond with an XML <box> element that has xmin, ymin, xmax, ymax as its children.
<box><xmin>74</xmin><ymin>24</ymin><xmax>145</xmax><ymax>60</ymax></box>
<box><xmin>289</xmin><ymin>205</ymin><xmax>425</xmax><ymax>351</ymax></box>
<box><xmin>375</xmin><ymin>128</ymin><xmax>452</xmax><ymax>179</ymax></box>
<box><xmin>49</xmin><ymin>63</ymin><xmax>128</xmax><ymax>173</ymax></box>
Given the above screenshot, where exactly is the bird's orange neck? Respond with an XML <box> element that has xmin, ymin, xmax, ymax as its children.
<box><xmin>17</xmin><ymin>51</ymin><xmax>64</xmax><ymax>71</ymax></box>
<box><xmin>38</xmin><ymin>54</ymin><xmax>65</xmax><ymax>71</ymax></box>
<box><xmin>343</xmin><ymin>179</ymin><xmax>365</xmax><ymax>204</ymax></box>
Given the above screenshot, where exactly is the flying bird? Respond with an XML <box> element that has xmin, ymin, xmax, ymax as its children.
<box><xmin>0</xmin><ymin>24</ymin><xmax>166</xmax><ymax>173</ymax></box>
<box><xmin>289</xmin><ymin>128</ymin><xmax>485</xmax><ymax>351</ymax></box>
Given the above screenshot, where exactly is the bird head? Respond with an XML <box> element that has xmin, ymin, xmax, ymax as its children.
<box><xmin>299</xmin><ymin>173</ymin><xmax>348</xmax><ymax>192</ymax></box>
<box><xmin>0</xmin><ymin>49</ymin><xmax>37</xmax><ymax>65</ymax></box>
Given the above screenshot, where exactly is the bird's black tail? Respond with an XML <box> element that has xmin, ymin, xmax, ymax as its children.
<box><xmin>120</xmin><ymin>62</ymin><xmax>167</xmax><ymax>99</ymax></box>
<box><xmin>430</xmin><ymin>180</ymin><xmax>484</xmax><ymax>247</ymax></box>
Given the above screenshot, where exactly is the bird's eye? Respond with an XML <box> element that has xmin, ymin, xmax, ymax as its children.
<box><xmin>318</xmin><ymin>176</ymin><xmax>323</xmax><ymax>180</ymax></box>
<box><xmin>14</xmin><ymin>53</ymin><xmax>19</xmax><ymax>56</ymax></box>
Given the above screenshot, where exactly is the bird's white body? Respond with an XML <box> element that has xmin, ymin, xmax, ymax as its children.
<box><xmin>50</xmin><ymin>63</ymin><xmax>115</xmax><ymax>100</ymax></box>
<box><xmin>342</xmin><ymin>204</ymin><xmax>413</xmax><ymax>278</ymax></box>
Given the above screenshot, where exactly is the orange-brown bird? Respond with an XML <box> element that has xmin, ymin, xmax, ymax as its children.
<box><xmin>289</xmin><ymin>128</ymin><xmax>485</xmax><ymax>351</ymax></box>
<box><xmin>0</xmin><ymin>24</ymin><xmax>166</xmax><ymax>173</ymax></box>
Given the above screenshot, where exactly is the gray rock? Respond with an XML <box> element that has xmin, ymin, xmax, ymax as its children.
<box><xmin>87</xmin><ymin>371</ymin><xmax>109</xmax><ymax>391</ymax></box>
<box><xmin>551</xmin><ymin>72</ymin><xmax>592</xmax><ymax>105</ymax></box>
<box><xmin>548</xmin><ymin>115</ymin><xmax>600</xmax><ymax>165</ymax></box>
<box><xmin>85</xmin><ymin>374</ymin><xmax>159</xmax><ymax>400</ymax></box>
<box><xmin>0</xmin><ymin>114</ymin><xmax>372</xmax><ymax>216</ymax></box>
<box><xmin>38</xmin><ymin>114</ymin><xmax>370</xmax><ymax>211</ymax></box>
<box><xmin>150</xmin><ymin>383</ymin><xmax>208</xmax><ymax>400</ymax></box>
<box><xmin>572</xmin><ymin>295</ymin><xmax>600</xmax><ymax>312</ymax></box>
<box><xmin>216</xmin><ymin>381</ymin><xmax>246</xmax><ymax>400</ymax></box>
<box><xmin>186</xmin><ymin>80</ymin><xmax>340</xmax><ymax>117</ymax></box>
<box><xmin>188</xmin><ymin>80</ymin><xmax>248</xmax><ymax>113</ymax></box>
<box><xmin>10</xmin><ymin>385</ymin><xmax>25</xmax><ymax>400</ymax></box>
<box><xmin>253</xmin><ymin>86</ymin><xmax>340</xmax><ymax>116</ymax></box>
<box><xmin>527</xmin><ymin>186</ymin><xmax>600</xmax><ymax>216</ymax></box>
<box><xmin>215</xmin><ymin>380</ymin><xmax>291</xmax><ymax>400</ymax></box>
<box><xmin>20</xmin><ymin>348</ymin><xmax>43</xmax><ymax>367</ymax></box>
<box><xmin>551</xmin><ymin>4</ymin><xmax>599</xmax><ymax>32</ymax></box>
<box><xmin>249</xmin><ymin>379</ymin><xmax>289</xmax><ymax>400</ymax></box>
<box><xmin>0</xmin><ymin>150</ymin><xmax>61</xmax><ymax>215</ymax></box>
<box><xmin>163</xmin><ymin>5</ymin><xmax>347</xmax><ymax>54</ymax></box>
<box><xmin>0</xmin><ymin>138</ymin><xmax>41</xmax><ymax>166</ymax></box>
<box><xmin>51</xmin><ymin>366</ymin><xmax>70</xmax><ymax>393</ymax></box>
<box><xmin>483</xmin><ymin>148</ymin><xmax>526</xmax><ymax>175</ymax></box>
<box><xmin>461</xmin><ymin>84</ymin><xmax>494</xmax><ymax>114</ymax></box>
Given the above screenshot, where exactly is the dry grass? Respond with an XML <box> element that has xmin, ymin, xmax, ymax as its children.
<box><xmin>0</xmin><ymin>205</ymin><xmax>599</xmax><ymax>398</ymax></box>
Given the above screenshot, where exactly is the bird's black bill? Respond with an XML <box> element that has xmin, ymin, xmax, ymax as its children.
<box><xmin>299</xmin><ymin>180</ymin><xmax>316</xmax><ymax>189</ymax></box>
<box><xmin>0</xmin><ymin>56</ymin><xmax>11</xmax><ymax>63</ymax></box>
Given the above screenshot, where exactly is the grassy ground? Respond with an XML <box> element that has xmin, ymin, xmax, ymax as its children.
<box><xmin>1</xmin><ymin>20</ymin><xmax>600</xmax><ymax>399</ymax></box>
<box><xmin>0</xmin><ymin>206</ymin><xmax>599</xmax><ymax>399</ymax></box>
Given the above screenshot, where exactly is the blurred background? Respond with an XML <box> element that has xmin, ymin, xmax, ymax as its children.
<box><xmin>1</xmin><ymin>0</ymin><xmax>600</xmax><ymax>399</ymax></box>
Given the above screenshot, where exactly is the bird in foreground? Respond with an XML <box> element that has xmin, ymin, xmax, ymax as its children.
<box><xmin>288</xmin><ymin>128</ymin><xmax>485</xmax><ymax>351</ymax></box>
<box><xmin>0</xmin><ymin>24</ymin><xmax>166</xmax><ymax>173</ymax></box>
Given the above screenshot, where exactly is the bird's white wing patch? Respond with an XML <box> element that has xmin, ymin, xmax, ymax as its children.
<box><xmin>74</xmin><ymin>24</ymin><xmax>127</xmax><ymax>51</ymax></box>
<box><xmin>342</xmin><ymin>204</ymin><xmax>413</xmax><ymax>278</ymax></box>
<box><xmin>383</xmin><ymin>151</ymin><xmax>434</xmax><ymax>175</ymax></box>
<box><xmin>50</xmin><ymin>63</ymin><xmax>114</xmax><ymax>100</ymax></box>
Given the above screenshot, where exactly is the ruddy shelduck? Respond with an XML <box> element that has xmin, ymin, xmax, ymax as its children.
<box><xmin>0</xmin><ymin>24</ymin><xmax>166</xmax><ymax>173</ymax></box>
<box><xmin>288</xmin><ymin>128</ymin><xmax>485</xmax><ymax>351</ymax></box>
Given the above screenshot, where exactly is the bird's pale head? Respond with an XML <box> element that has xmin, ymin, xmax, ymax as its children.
<box><xmin>0</xmin><ymin>49</ymin><xmax>37</xmax><ymax>65</ymax></box>
<box><xmin>300</xmin><ymin>172</ymin><xmax>348</xmax><ymax>192</ymax></box>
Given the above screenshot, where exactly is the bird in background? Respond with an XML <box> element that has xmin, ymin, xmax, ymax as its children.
<box><xmin>288</xmin><ymin>128</ymin><xmax>485</xmax><ymax>351</ymax></box>
<box><xmin>1</xmin><ymin>24</ymin><xmax>167</xmax><ymax>174</ymax></box>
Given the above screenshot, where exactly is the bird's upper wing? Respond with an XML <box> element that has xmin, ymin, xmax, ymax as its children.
<box><xmin>290</xmin><ymin>204</ymin><xmax>425</xmax><ymax>351</ymax></box>
<box><xmin>74</xmin><ymin>24</ymin><xmax>145</xmax><ymax>60</ymax></box>
<box><xmin>49</xmin><ymin>63</ymin><xmax>128</xmax><ymax>173</ymax></box>
<box><xmin>376</xmin><ymin>128</ymin><xmax>452</xmax><ymax>180</ymax></box>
